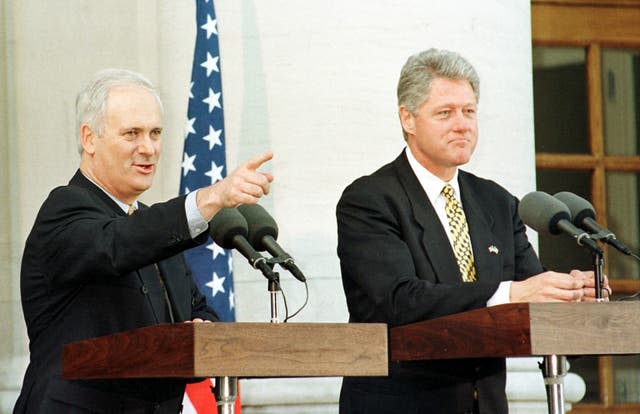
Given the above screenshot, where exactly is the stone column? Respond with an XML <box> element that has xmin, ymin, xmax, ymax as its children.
<box><xmin>0</xmin><ymin>1</ymin><xmax>30</xmax><ymax>411</ymax></box>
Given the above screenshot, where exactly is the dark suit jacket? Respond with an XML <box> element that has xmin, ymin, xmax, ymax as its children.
<box><xmin>336</xmin><ymin>151</ymin><xmax>544</xmax><ymax>414</ymax></box>
<box><xmin>14</xmin><ymin>170</ymin><xmax>218</xmax><ymax>414</ymax></box>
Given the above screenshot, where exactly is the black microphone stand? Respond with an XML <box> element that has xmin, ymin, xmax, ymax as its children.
<box><xmin>593</xmin><ymin>249</ymin><xmax>605</xmax><ymax>302</ymax></box>
<box><xmin>586</xmin><ymin>230</ymin><xmax>610</xmax><ymax>301</ymax></box>
<box><xmin>268</xmin><ymin>269</ymin><xmax>282</xmax><ymax>324</ymax></box>
<box><xmin>213</xmin><ymin>265</ymin><xmax>279</xmax><ymax>414</ymax></box>
<box><xmin>266</xmin><ymin>256</ymin><xmax>290</xmax><ymax>324</ymax></box>
<box><xmin>214</xmin><ymin>262</ymin><xmax>284</xmax><ymax>414</ymax></box>
<box><xmin>540</xmin><ymin>240</ymin><xmax>606</xmax><ymax>414</ymax></box>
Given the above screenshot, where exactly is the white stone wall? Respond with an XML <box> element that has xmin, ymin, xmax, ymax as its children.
<box><xmin>0</xmin><ymin>1</ymin><xmax>579</xmax><ymax>413</ymax></box>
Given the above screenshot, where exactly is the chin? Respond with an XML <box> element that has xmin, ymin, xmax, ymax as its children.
<box><xmin>134</xmin><ymin>179</ymin><xmax>154</xmax><ymax>193</ymax></box>
<box><xmin>451</xmin><ymin>153</ymin><xmax>472</xmax><ymax>164</ymax></box>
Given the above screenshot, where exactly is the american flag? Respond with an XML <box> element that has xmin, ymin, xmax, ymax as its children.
<box><xmin>180</xmin><ymin>0</ymin><xmax>241</xmax><ymax>412</ymax></box>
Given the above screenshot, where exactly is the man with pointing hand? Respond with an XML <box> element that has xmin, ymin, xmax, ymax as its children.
<box><xmin>14</xmin><ymin>68</ymin><xmax>272</xmax><ymax>413</ymax></box>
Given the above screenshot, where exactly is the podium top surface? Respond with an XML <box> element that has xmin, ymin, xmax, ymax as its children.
<box><xmin>390</xmin><ymin>302</ymin><xmax>640</xmax><ymax>362</ymax></box>
<box><xmin>63</xmin><ymin>322</ymin><xmax>388</xmax><ymax>380</ymax></box>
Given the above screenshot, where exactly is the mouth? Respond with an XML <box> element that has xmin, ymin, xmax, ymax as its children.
<box><xmin>133</xmin><ymin>163</ymin><xmax>155</xmax><ymax>174</ymax></box>
<box><xmin>449</xmin><ymin>137</ymin><xmax>470</xmax><ymax>145</ymax></box>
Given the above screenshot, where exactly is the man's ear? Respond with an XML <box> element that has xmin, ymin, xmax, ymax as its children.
<box><xmin>79</xmin><ymin>124</ymin><xmax>96</xmax><ymax>155</ymax></box>
<box><xmin>399</xmin><ymin>105</ymin><xmax>415</xmax><ymax>135</ymax></box>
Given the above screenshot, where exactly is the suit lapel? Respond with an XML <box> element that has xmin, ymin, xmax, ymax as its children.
<box><xmin>458</xmin><ymin>172</ymin><xmax>503</xmax><ymax>282</ymax></box>
<box><xmin>393</xmin><ymin>153</ymin><xmax>461</xmax><ymax>284</ymax></box>
<box><xmin>70</xmin><ymin>170</ymin><xmax>184</xmax><ymax>320</ymax></box>
<box><xmin>69</xmin><ymin>170</ymin><xmax>127</xmax><ymax>217</ymax></box>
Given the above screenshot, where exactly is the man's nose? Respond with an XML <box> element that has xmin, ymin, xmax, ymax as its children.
<box><xmin>452</xmin><ymin>110</ymin><xmax>472</xmax><ymax>131</ymax></box>
<box><xmin>137</xmin><ymin>134</ymin><xmax>156</xmax><ymax>155</ymax></box>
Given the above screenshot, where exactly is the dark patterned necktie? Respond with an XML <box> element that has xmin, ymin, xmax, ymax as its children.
<box><xmin>441</xmin><ymin>184</ymin><xmax>477</xmax><ymax>282</ymax></box>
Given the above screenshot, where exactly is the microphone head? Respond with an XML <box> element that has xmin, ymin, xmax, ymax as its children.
<box><xmin>553</xmin><ymin>191</ymin><xmax>596</xmax><ymax>226</ymax></box>
<box><xmin>209</xmin><ymin>208</ymin><xmax>248</xmax><ymax>249</ymax></box>
<box><xmin>237</xmin><ymin>204</ymin><xmax>278</xmax><ymax>251</ymax></box>
<box><xmin>519</xmin><ymin>191</ymin><xmax>572</xmax><ymax>235</ymax></box>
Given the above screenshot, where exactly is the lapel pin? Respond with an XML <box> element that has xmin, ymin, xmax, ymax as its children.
<box><xmin>488</xmin><ymin>245</ymin><xmax>499</xmax><ymax>255</ymax></box>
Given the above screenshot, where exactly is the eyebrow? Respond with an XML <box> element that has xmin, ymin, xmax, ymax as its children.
<box><xmin>431</xmin><ymin>102</ymin><xmax>477</xmax><ymax>111</ymax></box>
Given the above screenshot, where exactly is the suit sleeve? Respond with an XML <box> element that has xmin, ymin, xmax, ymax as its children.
<box><xmin>29</xmin><ymin>185</ymin><xmax>208</xmax><ymax>286</ymax></box>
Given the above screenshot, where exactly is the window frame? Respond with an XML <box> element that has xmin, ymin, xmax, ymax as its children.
<box><xmin>532</xmin><ymin>1</ymin><xmax>640</xmax><ymax>411</ymax></box>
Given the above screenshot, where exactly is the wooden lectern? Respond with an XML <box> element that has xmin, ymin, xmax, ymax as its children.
<box><xmin>63</xmin><ymin>303</ymin><xmax>640</xmax><ymax>413</ymax></box>
<box><xmin>63</xmin><ymin>322</ymin><xmax>388</xmax><ymax>379</ymax></box>
<box><xmin>63</xmin><ymin>322</ymin><xmax>388</xmax><ymax>413</ymax></box>
<box><xmin>390</xmin><ymin>302</ymin><xmax>640</xmax><ymax>414</ymax></box>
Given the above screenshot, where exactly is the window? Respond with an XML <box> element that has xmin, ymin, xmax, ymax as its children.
<box><xmin>532</xmin><ymin>1</ymin><xmax>640</xmax><ymax>412</ymax></box>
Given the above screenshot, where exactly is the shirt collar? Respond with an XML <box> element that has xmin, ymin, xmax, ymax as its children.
<box><xmin>80</xmin><ymin>170</ymin><xmax>138</xmax><ymax>214</ymax></box>
<box><xmin>405</xmin><ymin>147</ymin><xmax>461</xmax><ymax>204</ymax></box>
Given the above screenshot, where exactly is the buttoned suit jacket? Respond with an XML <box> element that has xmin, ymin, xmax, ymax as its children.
<box><xmin>14</xmin><ymin>170</ymin><xmax>217</xmax><ymax>413</ymax></box>
<box><xmin>336</xmin><ymin>151</ymin><xmax>544</xmax><ymax>413</ymax></box>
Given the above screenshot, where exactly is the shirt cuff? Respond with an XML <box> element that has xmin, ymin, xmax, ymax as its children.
<box><xmin>487</xmin><ymin>281</ymin><xmax>512</xmax><ymax>306</ymax></box>
<box><xmin>185</xmin><ymin>190</ymin><xmax>208</xmax><ymax>239</ymax></box>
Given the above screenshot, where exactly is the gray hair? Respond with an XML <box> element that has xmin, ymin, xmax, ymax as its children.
<box><xmin>75</xmin><ymin>68</ymin><xmax>163</xmax><ymax>154</ymax></box>
<box><xmin>397</xmin><ymin>49</ymin><xmax>480</xmax><ymax>139</ymax></box>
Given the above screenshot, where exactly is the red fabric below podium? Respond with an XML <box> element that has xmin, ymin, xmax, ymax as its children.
<box><xmin>184</xmin><ymin>379</ymin><xmax>242</xmax><ymax>414</ymax></box>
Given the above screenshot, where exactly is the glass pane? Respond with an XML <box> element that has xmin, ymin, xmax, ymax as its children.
<box><xmin>533</xmin><ymin>47</ymin><xmax>589</xmax><ymax>154</ymax></box>
<box><xmin>606</xmin><ymin>172</ymin><xmax>640</xmax><ymax>279</ymax></box>
<box><xmin>614</xmin><ymin>355</ymin><xmax>640</xmax><ymax>403</ymax></box>
<box><xmin>535</xmin><ymin>169</ymin><xmax>593</xmax><ymax>272</ymax></box>
<box><xmin>602</xmin><ymin>49</ymin><xmax>640</xmax><ymax>156</ymax></box>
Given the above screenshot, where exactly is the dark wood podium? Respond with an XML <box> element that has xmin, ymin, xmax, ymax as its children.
<box><xmin>63</xmin><ymin>303</ymin><xmax>640</xmax><ymax>414</ymax></box>
<box><xmin>63</xmin><ymin>322</ymin><xmax>388</xmax><ymax>413</ymax></box>
<box><xmin>390</xmin><ymin>302</ymin><xmax>640</xmax><ymax>360</ymax></box>
<box><xmin>63</xmin><ymin>322</ymin><xmax>388</xmax><ymax>379</ymax></box>
<box><xmin>391</xmin><ymin>302</ymin><xmax>640</xmax><ymax>414</ymax></box>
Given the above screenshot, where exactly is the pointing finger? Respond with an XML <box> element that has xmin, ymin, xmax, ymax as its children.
<box><xmin>245</xmin><ymin>151</ymin><xmax>273</xmax><ymax>171</ymax></box>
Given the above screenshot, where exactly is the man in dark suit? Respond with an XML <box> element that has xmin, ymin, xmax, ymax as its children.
<box><xmin>14</xmin><ymin>69</ymin><xmax>273</xmax><ymax>413</ymax></box>
<box><xmin>337</xmin><ymin>49</ymin><xmax>606</xmax><ymax>414</ymax></box>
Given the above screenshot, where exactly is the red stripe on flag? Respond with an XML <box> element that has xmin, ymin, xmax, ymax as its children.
<box><xmin>185</xmin><ymin>379</ymin><xmax>242</xmax><ymax>414</ymax></box>
<box><xmin>186</xmin><ymin>380</ymin><xmax>216</xmax><ymax>413</ymax></box>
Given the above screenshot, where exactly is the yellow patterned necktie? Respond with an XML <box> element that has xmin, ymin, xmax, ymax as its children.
<box><xmin>127</xmin><ymin>204</ymin><xmax>137</xmax><ymax>216</ymax></box>
<box><xmin>441</xmin><ymin>184</ymin><xmax>477</xmax><ymax>282</ymax></box>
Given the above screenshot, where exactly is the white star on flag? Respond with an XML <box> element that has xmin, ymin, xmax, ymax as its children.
<box><xmin>184</xmin><ymin>117</ymin><xmax>196</xmax><ymax>137</ymax></box>
<box><xmin>229</xmin><ymin>288</ymin><xmax>235</xmax><ymax>311</ymax></box>
<box><xmin>202</xmin><ymin>125</ymin><xmax>223</xmax><ymax>150</ymax></box>
<box><xmin>206</xmin><ymin>272</ymin><xmax>226</xmax><ymax>298</ymax></box>
<box><xmin>200</xmin><ymin>14</ymin><xmax>217</xmax><ymax>39</ymax></box>
<box><xmin>206</xmin><ymin>241</ymin><xmax>226</xmax><ymax>260</ymax></box>
<box><xmin>181</xmin><ymin>153</ymin><xmax>197</xmax><ymax>177</ymax></box>
<box><xmin>200</xmin><ymin>52</ymin><xmax>219</xmax><ymax>77</ymax></box>
<box><xmin>202</xmin><ymin>88</ymin><xmax>221</xmax><ymax>113</ymax></box>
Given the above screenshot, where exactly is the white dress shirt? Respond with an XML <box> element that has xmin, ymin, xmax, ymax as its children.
<box><xmin>404</xmin><ymin>147</ymin><xmax>511</xmax><ymax>305</ymax></box>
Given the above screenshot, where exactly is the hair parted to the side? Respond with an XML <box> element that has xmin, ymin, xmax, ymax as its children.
<box><xmin>397</xmin><ymin>49</ymin><xmax>480</xmax><ymax>140</ymax></box>
<box><xmin>75</xmin><ymin>69</ymin><xmax>163</xmax><ymax>154</ymax></box>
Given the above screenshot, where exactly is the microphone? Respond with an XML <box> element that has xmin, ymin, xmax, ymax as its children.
<box><xmin>209</xmin><ymin>208</ymin><xmax>277</xmax><ymax>281</ymax></box>
<box><xmin>519</xmin><ymin>191</ymin><xmax>603</xmax><ymax>254</ymax></box>
<box><xmin>554</xmin><ymin>191</ymin><xmax>633</xmax><ymax>256</ymax></box>
<box><xmin>237</xmin><ymin>204</ymin><xmax>307</xmax><ymax>282</ymax></box>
